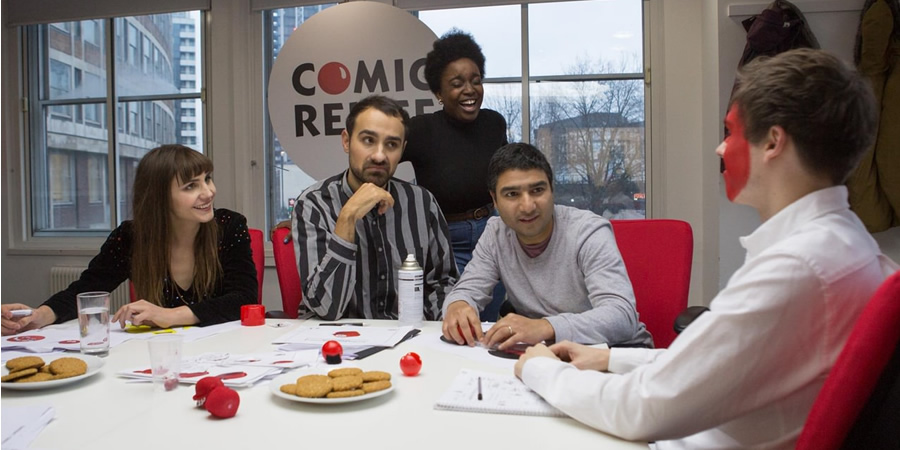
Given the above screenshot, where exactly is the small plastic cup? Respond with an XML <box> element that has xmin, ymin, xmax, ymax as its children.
<box><xmin>147</xmin><ymin>335</ymin><xmax>183</xmax><ymax>392</ymax></box>
<box><xmin>241</xmin><ymin>304</ymin><xmax>265</xmax><ymax>326</ymax></box>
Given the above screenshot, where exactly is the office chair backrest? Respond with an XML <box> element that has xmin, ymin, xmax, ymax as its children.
<box><xmin>130</xmin><ymin>227</ymin><xmax>266</xmax><ymax>305</ymax></box>
<box><xmin>796</xmin><ymin>270</ymin><xmax>900</xmax><ymax>450</ymax></box>
<box><xmin>610</xmin><ymin>219</ymin><xmax>693</xmax><ymax>348</ymax></box>
<box><xmin>247</xmin><ymin>228</ymin><xmax>265</xmax><ymax>304</ymax></box>
<box><xmin>271</xmin><ymin>224</ymin><xmax>302</xmax><ymax>319</ymax></box>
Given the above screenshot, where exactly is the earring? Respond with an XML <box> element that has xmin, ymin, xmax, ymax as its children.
<box><xmin>438</xmin><ymin>98</ymin><xmax>443</xmax><ymax>105</ymax></box>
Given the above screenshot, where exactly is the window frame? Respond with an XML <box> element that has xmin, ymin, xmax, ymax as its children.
<box><xmin>21</xmin><ymin>12</ymin><xmax>208</xmax><ymax>241</ymax></box>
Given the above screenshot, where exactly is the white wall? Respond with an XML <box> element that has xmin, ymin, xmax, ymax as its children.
<box><xmin>712</xmin><ymin>0</ymin><xmax>900</xmax><ymax>290</ymax></box>
<box><xmin>2</xmin><ymin>0</ymin><xmax>898</xmax><ymax>313</ymax></box>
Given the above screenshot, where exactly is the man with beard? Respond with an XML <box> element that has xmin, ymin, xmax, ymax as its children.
<box><xmin>292</xmin><ymin>95</ymin><xmax>458</xmax><ymax>320</ymax></box>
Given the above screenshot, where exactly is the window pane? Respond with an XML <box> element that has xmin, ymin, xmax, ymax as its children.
<box><xmin>266</xmin><ymin>5</ymin><xmax>337</xmax><ymax>227</ymax></box>
<box><xmin>36</xmin><ymin>105</ymin><xmax>111</xmax><ymax>231</ymax></box>
<box><xmin>115</xmin><ymin>13</ymin><xmax>201</xmax><ymax>97</ymax></box>
<box><xmin>416</xmin><ymin>5</ymin><xmax>521</xmax><ymax>78</ymax></box>
<box><xmin>29</xmin><ymin>13</ymin><xmax>205</xmax><ymax>235</ymax></box>
<box><xmin>529</xmin><ymin>0</ymin><xmax>643</xmax><ymax>77</ymax></box>
<box><xmin>482</xmin><ymin>82</ymin><xmax>522</xmax><ymax>142</ymax></box>
<box><xmin>531</xmin><ymin>80</ymin><xmax>645</xmax><ymax>219</ymax></box>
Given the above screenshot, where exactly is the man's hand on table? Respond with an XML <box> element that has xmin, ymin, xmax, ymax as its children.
<box><xmin>441</xmin><ymin>301</ymin><xmax>483</xmax><ymax>346</ymax></box>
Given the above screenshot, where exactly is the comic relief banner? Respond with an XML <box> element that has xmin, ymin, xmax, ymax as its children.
<box><xmin>267</xmin><ymin>2</ymin><xmax>438</xmax><ymax>181</ymax></box>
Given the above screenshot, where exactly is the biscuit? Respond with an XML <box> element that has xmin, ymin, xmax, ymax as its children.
<box><xmin>39</xmin><ymin>365</ymin><xmax>53</xmax><ymax>374</ymax></box>
<box><xmin>331</xmin><ymin>375</ymin><xmax>363</xmax><ymax>391</ymax></box>
<box><xmin>326</xmin><ymin>389</ymin><xmax>365</xmax><ymax>398</ymax></box>
<box><xmin>327</xmin><ymin>367</ymin><xmax>363</xmax><ymax>378</ymax></box>
<box><xmin>361</xmin><ymin>371</ymin><xmax>391</xmax><ymax>382</ymax></box>
<box><xmin>48</xmin><ymin>358</ymin><xmax>88</xmax><ymax>378</ymax></box>
<box><xmin>18</xmin><ymin>372</ymin><xmax>55</xmax><ymax>383</ymax></box>
<box><xmin>6</xmin><ymin>356</ymin><xmax>45</xmax><ymax>372</ymax></box>
<box><xmin>361</xmin><ymin>380</ymin><xmax>392</xmax><ymax>394</ymax></box>
<box><xmin>280</xmin><ymin>384</ymin><xmax>298</xmax><ymax>395</ymax></box>
<box><xmin>294</xmin><ymin>374</ymin><xmax>333</xmax><ymax>398</ymax></box>
<box><xmin>2</xmin><ymin>368</ymin><xmax>38</xmax><ymax>382</ymax></box>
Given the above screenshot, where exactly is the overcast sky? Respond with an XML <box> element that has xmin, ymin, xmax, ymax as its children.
<box><xmin>418</xmin><ymin>0</ymin><xmax>644</xmax><ymax>78</ymax></box>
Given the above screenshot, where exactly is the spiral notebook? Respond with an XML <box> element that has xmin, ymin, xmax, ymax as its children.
<box><xmin>434</xmin><ymin>369</ymin><xmax>565</xmax><ymax>417</ymax></box>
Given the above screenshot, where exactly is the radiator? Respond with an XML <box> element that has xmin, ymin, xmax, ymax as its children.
<box><xmin>49</xmin><ymin>266</ymin><xmax>131</xmax><ymax>312</ymax></box>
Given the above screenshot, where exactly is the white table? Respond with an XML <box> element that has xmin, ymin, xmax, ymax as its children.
<box><xmin>1</xmin><ymin>319</ymin><xmax>646</xmax><ymax>449</ymax></box>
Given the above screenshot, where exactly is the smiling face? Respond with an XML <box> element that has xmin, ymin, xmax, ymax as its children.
<box><xmin>343</xmin><ymin>107</ymin><xmax>406</xmax><ymax>191</ymax></box>
<box><xmin>170</xmin><ymin>171</ymin><xmax>216</xmax><ymax>226</ymax></box>
<box><xmin>492</xmin><ymin>168</ymin><xmax>555</xmax><ymax>245</ymax></box>
<box><xmin>436</xmin><ymin>58</ymin><xmax>484</xmax><ymax>123</ymax></box>
<box><xmin>717</xmin><ymin>106</ymin><xmax>752</xmax><ymax>202</ymax></box>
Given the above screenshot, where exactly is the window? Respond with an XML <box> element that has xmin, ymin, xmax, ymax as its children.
<box><xmin>83</xmin><ymin>20</ymin><xmax>100</xmax><ymax>46</ymax></box>
<box><xmin>127</xmin><ymin>23</ymin><xmax>138</xmax><ymax>65</ymax></box>
<box><xmin>27</xmin><ymin>12</ymin><xmax>206</xmax><ymax>234</ymax></box>
<box><xmin>88</xmin><ymin>156</ymin><xmax>106</xmax><ymax>203</ymax></box>
<box><xmin>142</xmin><ymin>36</ymin><xmax>151</xmax><ymax>73</ymax></box>
<box><xmin>262</xmin><ymin>1</ymin><xmax>647</xmax><ymax>229</ymax></box>
<box><xmin>48</xmin><ymin>60</ymin><xmax>71</xmax><ymax>117</ymax></box>
<box><xmin>49</xmin><ymin>151</ymin><xmax>74</xmax><ymax>204</ymax></box>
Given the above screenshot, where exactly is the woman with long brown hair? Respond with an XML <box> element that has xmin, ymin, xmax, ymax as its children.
<box><xmin>1</xmin><ymin>145</ymin><xmax>257</xmax><ymax>335</ymax></box>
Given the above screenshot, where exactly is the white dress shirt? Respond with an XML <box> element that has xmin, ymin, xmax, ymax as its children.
<box><xmin>521</xmin><ymin>186</ymin><xmax>899</xmax><ymax>449</ymax></box>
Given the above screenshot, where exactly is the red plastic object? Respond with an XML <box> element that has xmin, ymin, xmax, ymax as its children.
<box><xmin>322</xmin><ymin>340</ymin><xmax>343</xmax><ymax>364</ymax></box>
<box><xmin>205</xmin><ymin>386</ymin><xmax>240</xmax><ymax>418</ymax></box>
<box><xmin>400</xmin><ymin>352</ymin><xmax>422</xmax><ymax>376</ymax></box>
<box><xmin>193</xmin><ymin>377</ymin><xmax>225</xmax><ymax>406</ymax></box>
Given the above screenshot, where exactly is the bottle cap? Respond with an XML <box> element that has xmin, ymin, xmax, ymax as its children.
<box><xmin>400</xmin><ymin>254</ymin><xmax>421</xmax><ymax>270</ymax></box>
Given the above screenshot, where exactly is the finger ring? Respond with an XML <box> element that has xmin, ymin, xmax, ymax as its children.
<box><xmin>507</xmin><ymin>325</ymin><xmax>513</xmax><ymax>335</ymax></box>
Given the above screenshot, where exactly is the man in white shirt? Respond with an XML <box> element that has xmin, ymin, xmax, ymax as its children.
<box><xmin>514</xmin><ymin>48</ymin><xmax>899</xmax><ymax>449</ymax></box>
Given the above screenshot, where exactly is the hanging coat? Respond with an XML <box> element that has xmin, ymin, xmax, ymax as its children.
<box><xmin>722</xmin><ymin>0</ymin><xmax>820</xmax><ymax>173</ymax></box>
<box><xmin>847</xmin><ymin>0</ymin><xmax>900</xmax><ymax>232</ymax></box>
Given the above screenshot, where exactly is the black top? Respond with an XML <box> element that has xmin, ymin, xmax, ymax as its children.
<box><xmin>42</xmin><ymin>209</ymin><xmax>258</xmax><ymax>326</ymax></box>
<box><xmin>402</xmin><ymin>109</ymin><xmax>508</xmax><ymax>215</ymax></box>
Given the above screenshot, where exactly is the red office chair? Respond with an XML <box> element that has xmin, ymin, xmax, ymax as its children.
<box><xmin>270</xmin><ymin>222</ymin><xmax>302</xmax><ymax>319</ymax></box>
<box><xmin>247</xmin><ymin>228</ymin><xmax>265</xmax><ymax>304</ymax></box>
<box><xmin>795</xmin><ymin>270</ymin><xmax>900</xmax><ymax>450</ymax></box>
<box><xmin>610</xmin><ymin>219</ymin><xmax>693</xmax><ymax>348</ymax></box>
<box><xmin>130</xmin><ymin>227</ymin><xmax>266</xmax><ymax>304</ymax></box>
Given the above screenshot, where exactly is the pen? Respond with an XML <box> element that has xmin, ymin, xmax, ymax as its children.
<box><xmin>319</xmin><ymin>322</ymin><xmax>364</xmax><ymax>327</ymax></box>
<box><xmin>10</xmin><ymin>309</ymin><xmax>33</xmax><ymax>317</ymax></box>
<box><xmin>477</xmin><ymin>376</ymin><xmax>483</xmax><ymax>401</ymax></box>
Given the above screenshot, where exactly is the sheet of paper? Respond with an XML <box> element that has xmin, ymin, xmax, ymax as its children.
<box><xmin>1</xmin><ymin>322</ymin><xmax>131</xmax><ymax>352</ymax></box>
<box><xmin>419</xmin><ymin>330</ymin><xmax>516</xmax><ymax>369</ymax></box>
<box><xmin>117</xmin><ymin>350</ymin><xmax>317</xmax><ymax>387</ymax></box>
<box><xmin>272</xmin><ymin>325</ymin><xmax>414</xmax><ymax>348</ymax></box>
<box><xmin>112</xmin><ymin>320</ymin><xmax>240</xmax><ymax>343</ymax></box>
<box><xmin>1</xmin><ymin>404</ymin><xmax>55</xmax><ymax>450</ymax></box>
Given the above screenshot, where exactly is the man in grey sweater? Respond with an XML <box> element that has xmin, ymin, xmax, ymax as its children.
<box><xmin>441</xmin><ymin>143</ymin><xmax>652</xmax><ymax>351</ymax></box>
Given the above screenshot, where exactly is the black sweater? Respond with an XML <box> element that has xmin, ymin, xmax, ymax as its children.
<box><xmin>402</xmin><ymin>109</ymin><xmax>508</xmax><ymax>215</ymax></box>
<box><xmin>42</xmin><ymin>209</ymin><xmax>258</xmax><ymax>326</ymax></box>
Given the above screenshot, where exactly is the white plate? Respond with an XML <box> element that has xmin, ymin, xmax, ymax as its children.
<box><xmin>270</xmin><ymin>370</ymin><xmax>395</xmax><ymax>404</ymax></box>
<box><xmin>1</xmin><ymin>354</ymin><xmax>105</xmax><ymax>390</ymax></box>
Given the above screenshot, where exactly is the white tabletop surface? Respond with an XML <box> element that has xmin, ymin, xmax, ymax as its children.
<box><xmin>1</xmin><ymin>319</ymin><xmax>646</xmax><ymax>449</ymax></box>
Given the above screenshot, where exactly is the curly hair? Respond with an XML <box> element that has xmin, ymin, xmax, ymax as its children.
<box><xmin>424</xmin><ymin>30</ymin><xmax>486</xmax><ymax>94</ymax></box>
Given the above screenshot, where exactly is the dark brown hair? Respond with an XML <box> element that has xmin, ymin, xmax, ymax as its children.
<box><xmin>731</xmin><ymin>48</ymin><xmax>877</xmax><ymax>184</ymax></box>
<box><xmin>131</xmin><ymin>145</ymin><xmax>220</xmax><ymax>306</ymax></box>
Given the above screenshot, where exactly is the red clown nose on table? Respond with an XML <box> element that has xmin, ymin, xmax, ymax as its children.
<box><xmin>322</xmin><ymin>340</ymin><xmax>343</xmax><ymax>364</ymax></box>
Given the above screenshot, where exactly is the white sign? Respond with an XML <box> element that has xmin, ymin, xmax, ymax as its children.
<box><xmin>267</xmin><ymin>2</ymin><xmax>438</xmax><ymax>182</ymax></box>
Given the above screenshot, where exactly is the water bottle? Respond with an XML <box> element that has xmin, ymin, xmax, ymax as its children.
<box><xmin>398</xmin><ymin>254</ymin><xmax>424</xmax><ymax>327</ymax></box>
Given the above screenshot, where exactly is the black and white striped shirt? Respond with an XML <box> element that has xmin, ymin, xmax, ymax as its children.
<box><xmin>292</xmin><ymin>171</ymin><xmax>458</xmax><ymax>320</ymax></box>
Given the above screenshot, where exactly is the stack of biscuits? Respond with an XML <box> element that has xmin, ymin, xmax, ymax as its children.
<box><xmin>2</xmin><ymin>356</ymin><xmax>88</xmax><ymax>383</ymax></box>
<box><xmin>280</xmin><ymin>367</ymin><xmax>392</xmax><ymax>399</ymax></box>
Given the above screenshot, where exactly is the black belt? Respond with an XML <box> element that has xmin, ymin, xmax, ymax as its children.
<box><xmin>445</xmin><ymin>203</ymin><xmax>494</xmax><ymax>222</ymax></box>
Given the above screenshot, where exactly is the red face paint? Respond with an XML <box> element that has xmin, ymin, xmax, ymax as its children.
<box><xmin>721</xmin><ymin>106</ymin><xmax>751</xmax><ymax>201</ymax></box>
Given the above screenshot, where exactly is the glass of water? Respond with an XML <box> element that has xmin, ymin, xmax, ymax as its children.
<box><xmin>76</xmin><ymin>291</ymin><xmax>110</xmax><ymax>357</ymax></box>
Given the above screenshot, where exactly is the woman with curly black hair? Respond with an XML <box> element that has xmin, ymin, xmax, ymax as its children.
<box><xmin>402</xmin><ymin>30</ymin><xmax>508</xmax><ymax>321</ymax></box>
